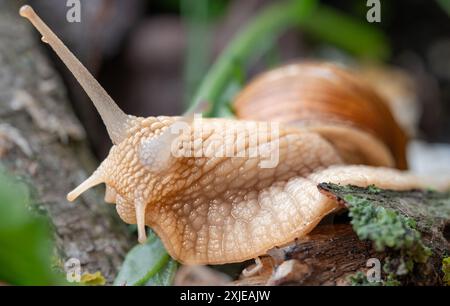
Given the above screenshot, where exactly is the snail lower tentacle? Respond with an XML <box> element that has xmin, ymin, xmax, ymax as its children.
<box><xmin>22</xmin><ymin>5</ymin><xmax>447</xmax><ymax>265</ymax></box>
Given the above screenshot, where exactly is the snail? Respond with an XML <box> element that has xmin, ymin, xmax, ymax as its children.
<box><xmin>234</xmin><ymin>62</ymin><xmax>408</xmax><ymax>170</ymax></box>
<box><xmin>20</xmin><ymin>5</ymin><xmax>449</xmax><ymax>265</ymax></box>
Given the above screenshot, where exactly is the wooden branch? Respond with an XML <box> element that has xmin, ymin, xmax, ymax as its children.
<box><xmin>234</xmin><ymin>225</ymin><xmax>382</xmax><ymax>285</ymax></box>
<box><xmin>236</xmin><ymin>184</ymin><xmax>450</xmax><ymax>286</ymax></box>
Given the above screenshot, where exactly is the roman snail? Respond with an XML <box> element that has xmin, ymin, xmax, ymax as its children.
<box><xmin>20</xmin><ymin>5</ymin><xmax>449</xmax><ymax>265</ymax></box>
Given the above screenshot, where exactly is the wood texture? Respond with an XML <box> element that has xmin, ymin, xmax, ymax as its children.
<box><xmin>235</xmin><ymin>225</ymin><xmax>382</xmax><ymax>285</ymax></box>
<box><xmin>0</xmin><ymin>0</ymin><xmax>132</xmax><ymax>283</ymax></box>
<box><xmin>236</xmin><ymin>184</ymin><xmax>450</xmax><ymax>286</ymax></box>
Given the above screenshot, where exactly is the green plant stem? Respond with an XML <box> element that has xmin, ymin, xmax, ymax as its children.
<box><xmin>182</xmin><ymin>0</ymin><xmax>213</xmax><ymax>107</ymax></box>
<box><xmin>300</xmin><ymin>5</ymin><xmax>390</xmax><ymax>60</ymax></box>
<box><xmin>187</xmin><ymin>0</ymin><xmax>390</xmax><ymax>117</ymax></box>
<box><xmin>187</xmin><ymin>0</ymin><xmax>317</xmax><ymax>115</ymax></box>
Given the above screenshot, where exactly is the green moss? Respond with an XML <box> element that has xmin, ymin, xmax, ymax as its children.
<box><xmin>347</xmin><ymin>271</ymin><xmax>380</xmax><ymax>286</ymax></box>
<box><xmin>367</xmin><ymin>184</ymin><xmax>381</xmax><ymax>193</ymax></box>
<box><xmin>319</xmin><ymin>183</ymin><xmax>450</xmax><ymax>285</ymax></box>
<box><xmin>442</xmin><ymin>257</ymin><xmax>450</xmax><ymax>285</ymax></box>
<box><xmin>342</xmin><ymin>189</ymin><xmax>432</xmax><ymax>285</ymax></box>
<box><xmin>347</xmin><ymin>271</ymin><xmax>400</xmax><ymax>286</ymax></box>
<box><xmin>346</xmin><ymin>195</ymin><xmax>431</xmax><ymax>264</ymax></box>
<box><xmin>383</xmin><ymin>274</ymin><xmax>401</xmax><ymax>286</ymax></box>
<box><xmin>320</xmin><ymin>183</ymin><xmax>450</xmax><ymax>237</ymax></box>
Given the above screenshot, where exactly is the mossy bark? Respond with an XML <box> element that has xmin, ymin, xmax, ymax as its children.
<box><xmin>319</xmin><ymin>183</ymin><xmax>450</xmax><ymax>285</ymax></box>
<box><xmin>236</xmin><ymin>184</ymin><xmax>450</xmax><ymax>286</ymax></box>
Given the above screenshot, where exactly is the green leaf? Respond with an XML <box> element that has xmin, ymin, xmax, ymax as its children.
<box><xmin>114</xmin><ymin>230</ymin><xmax>177</xmax><ymax>286</ymax></box>
<box><xmin>0</xmin><ymin>168</ymin><xmax>63</xmax><ymax>285</ymax></box>
<box><xmin>145</xmin><ymin>259</ymin><xmax>178</xmax><ymax>286</ymax></box>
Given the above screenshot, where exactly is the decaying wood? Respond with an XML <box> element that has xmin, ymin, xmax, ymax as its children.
<box><xmin>234</xmin><ymin>225</ymin><xmax>382</xmax><ymax>285</ymax></box>
<box><xmin>318</xmin><ymin>183</ymin><xmax>450</xmax><ymax>252</ymax></box>
<box><xmin>236</xmin><ymin>184</ymin><xmax>450</xmax><ymax>286</ymax></box>
<box><xmin>319</xmin><ymin>183</ymin><xmax>450</xmax><ymax>286</ymax></box>
<box><xmin>2</xmin><ymin>0</ymin><xmax>449</xmax><ymax>286</ymax></box>
<box><xmin>0</xmin><ymin>1</ymin><xmax>132</xmax><ymax>283</ymax></box>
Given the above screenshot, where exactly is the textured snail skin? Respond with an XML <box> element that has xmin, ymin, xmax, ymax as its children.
<box><xmin>234</xmin><ymin>62</ymin><xmax>408</xmax><ymax>170</ymax></box>
<box><xmin>99</xmin><ymin>117</ymin><xmax>446</xmax><ymax>265</ymax></box>
<box><xmin>22</xmin><ymin>5</ymin><xmax>433</xmax><ymax>265</ymax></box>
<box><xmin>101</xmin><ymin>116</ymin><xmax>344</xmax><ymax>264</ymax></box>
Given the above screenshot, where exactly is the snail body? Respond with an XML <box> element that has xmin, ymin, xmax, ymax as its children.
<box><xmin>20</xmin><ymin>6</ymin><xmax>445</xmax><ymax>265</ymax></box>
<box><xmin>91</xmin><ymin>116</ymin><xmax>343</xmax><ymax>263</ymax></box>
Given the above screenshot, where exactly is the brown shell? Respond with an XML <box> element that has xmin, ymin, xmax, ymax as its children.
<box><xmin>26</xmin><ymin>4</ymin><xmax>426</xmax><ymax>267</ymax></box>
<box><xmin>234</xmin><ymin>62</ymin><xmax>408</xmax><ymax>170</ymax></box>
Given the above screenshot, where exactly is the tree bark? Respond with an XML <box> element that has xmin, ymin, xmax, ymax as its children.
<box><xmin>235</xmin><ymin>184</ymin><xmax>450</xmax><ymax>286</ymax></box>
<box><xmin>0</xmin><ymin>0</ymin><xmax>132</xmax><ymax>283</ymax></box>
<box><xmin>234</xmin><ymin>225</ymin><xmax>384</xmax><ymax>285</ymax></box>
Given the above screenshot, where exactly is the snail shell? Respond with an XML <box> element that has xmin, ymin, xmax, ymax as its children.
<box><xmin>234</xmin><ymin>62</ymin><xmax>408</xmax><ymax>170</ymax></box>
<box><xmin>22</xmin><ymin>6</ymin><xmax>442</xmax><ymax>267</ymax></box>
